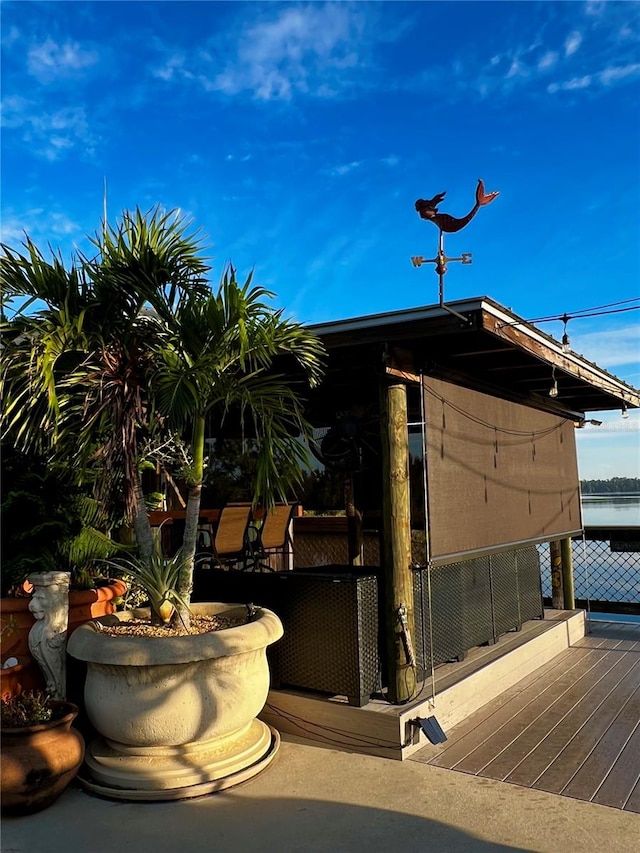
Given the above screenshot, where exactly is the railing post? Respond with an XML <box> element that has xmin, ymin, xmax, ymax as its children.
<box><xmin>550</xmin><ymin>540</ymin><xmax>564</xmax><ymax>609</ymax></box>
<box><xmin>561</xmin><ymin>537</ymin><xmax>576</xmax><ymax>610</ymax></box>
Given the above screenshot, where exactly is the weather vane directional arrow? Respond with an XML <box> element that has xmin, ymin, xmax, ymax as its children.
<box><xmin>412</xmin><ymin>179</ymin><xmax>499</xmax><ymax>321</ymax></box>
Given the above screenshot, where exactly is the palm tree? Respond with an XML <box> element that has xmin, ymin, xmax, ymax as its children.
<box><xmin>2</xmin><ymin>207</ymin><xmax>210</xmax><ymax>552</ymax></box>
<box><xmin>1</xmin><ymin>208</ymin><xmax>325</xmax><ymax>627</ymax></box>
<box><xmin>151</xmin><ymin>267</ymin><xmax>325</xmax><ymax>623</ymax></box>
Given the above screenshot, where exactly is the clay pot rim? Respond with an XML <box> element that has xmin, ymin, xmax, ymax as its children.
<box><xmin>3</xmin><ymin>578</ymin><xmax>126</xmax><ymax>604</ymax></box>
<box><xmin>1</xmin><ymin>701</ymin><xmax>79</xmax><ymax>735</ymax></box>
<box><xmin>67</xmin><ymin>579</ymin><xmax>127</xmax><ymax>605</ymax></box>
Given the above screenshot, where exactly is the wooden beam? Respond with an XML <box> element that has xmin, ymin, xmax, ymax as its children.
<box><xmin>380</xmin><ymin>380</ymin><xmax>415</xmax><ymax>704</ymax></box>
<box><xmin>483</xmin><ymin>311</ymin><xmax>640</xmax><ymax>407</ymax></box>
<box><xmin>388</xmin><ymin>364</ymin><xmax>586</xmax><ymax>421</ymax></box>
<box><xmin>386</xmin><ymin>366</ymin><xmax>421</xmax><ymax>384</ymax></box>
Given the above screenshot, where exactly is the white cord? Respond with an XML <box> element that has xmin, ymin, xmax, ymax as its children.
<box><xmin>419</xmin><ymin>372</ymin><xmax>437</xmax><ymax>709</ymax></box>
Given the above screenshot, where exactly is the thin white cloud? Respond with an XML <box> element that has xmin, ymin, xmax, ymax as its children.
<box><xmin>1</xmin><ymin>24</ymin><xmax>20</xmax><ymax>48</ymax></box>
<box><xmin>571</xmin><ymin>325</ymin><xmax>640</xmax><ymax>370</ymax></box>
<box><xmin>213</xmin><ymin>4</ymin><xmax>364</xmax><ymax>100</ymax></box>
<box><xmin>153</xmin><ymin>53</ymin><xmax>192</xmax><ymax>83</ymax></box>
<box><xmin>324</xmin><ymin>154</ymin><xmax>399</xmax><ymax>178</ymax></box>
<box><xmin>0</xmin><ymin>95</ymin><xmax>32</xmax><ymax>128</ymax></box>
<box><xmin>564</xmin><ymin>31</ymin><xmax>583</xmax><ymax>57</ymax></box>
<box><xmin>538</xmin><ymin>51</ymin><xmax>558</xmax><ymax>70</ymax></box>
<box><xmin>1</xmin><ymin>208</ymin><xmax>83</xmax><ymax>247</ymax></box>
<box><xmin>327</xmin><ymin>161</ymin><xmax>361</xmax><ymax>177</ymax></box>
<box><xmin>600</xmin><ymin>63</ymin><xmax>640</xmax><ymax>85</ymax></box>
<box><xmin>1</xmin><ymin>97</ymin><xmax>96</xmax><ymax>161</ymax></box>
<box><xmin>585</xmin><ymin>1</ymin><xmax>607</xmax><ymax>17</ymax></box>
<box><xmin>548</xmin><ymin>75</ymin><xmax>593</xmax><ymax>93</ymax></box>
<box><xmin>27</xmin><ymin>37</ymin><xmax>99</xmax><ymax>83</ymax></box>
<box><xmin>152</xmin><ymin>3</ymin><xmax>372</xmax><ymax>102</ymax></box>
<box><xmin>407</xmin><ymin>2</ymin><xmax>640</xmax><ymax>105</ymax></box>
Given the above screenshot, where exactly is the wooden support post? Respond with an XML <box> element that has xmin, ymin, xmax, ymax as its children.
<box><xmin>344</xmin><ymin>473</ymin><xmax>364</xmax><ymax>566</ymax></box>
<box><xmin>380</xmin><ymin>381</ymin><xmax>415</xmax><ymax>704</ymax></box>
<box><xmin>561</xmin><ymin>537</ymin><xmax>576</xmax><ymax>610</ymax></box>
<box><xmin>550</xmin><ymin>540</ymin><xmax>564</xmax><ymax>609</ymax></box>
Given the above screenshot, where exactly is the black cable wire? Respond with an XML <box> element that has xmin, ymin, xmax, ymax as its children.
<box><xmin>499</xmin><ymin>300</ymin><xmax>639</xmax><ymax>328</ymax></box>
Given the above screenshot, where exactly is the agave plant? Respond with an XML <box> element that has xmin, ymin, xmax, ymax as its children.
<box><xmin>100</xmin><ymin>551</ymin><xmax>188</xmax><ymax>626</ymax></box>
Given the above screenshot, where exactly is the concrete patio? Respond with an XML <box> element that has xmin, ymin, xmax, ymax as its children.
<box><xmin>2</xmin><ymin>730</ymin><xmax>638</xmax><ymax>853</ymax></box>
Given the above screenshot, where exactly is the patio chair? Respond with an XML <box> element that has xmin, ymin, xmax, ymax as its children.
<box><xmin>250</xmin><ymin>503</ymin><xmax>296</xmax><ymax>572</ymax></box>
<box><xmin>195</xmin><ymin>504</ymin><xmax>252</xmax><ymax>571</ymax></box>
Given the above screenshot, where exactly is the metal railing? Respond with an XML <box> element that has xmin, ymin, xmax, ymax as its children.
<box><xmin>537</xmin><ymin>525</ymin><xmax>640</xmax><ymax>615</ymax></box>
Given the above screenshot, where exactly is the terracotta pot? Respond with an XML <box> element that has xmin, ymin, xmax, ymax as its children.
<box><xmin>1</xmin><ymin>701</ymin><xmax>85</xmax><ymax>815</ymax></box>
<box><xmin>1</xmin><ymin>579</ymin><xmax>126</xmax><ymax>658</ymax></box>
<box><xmin>68</xmin><ymin>603</ymin><xmax>284</xmax><ymax>800</ymax></box>
<box><xmin>0</xmin><ymin>594</ymin><xmax>36</xmax><ymax>659</ymax></box>
<box><xmin>67</xmin><ymin>579</ymin><xmax>127</xmax><ymax>638</ymax></box>
<box><xmin>1</xmin><ymin>580</ymin><xmax>127</xmax><ymax>696</ymax></box>
<box><xmin>0</xmin><ymin>657</ymin><xmax>32</xmax><ymax>699</ymax></box>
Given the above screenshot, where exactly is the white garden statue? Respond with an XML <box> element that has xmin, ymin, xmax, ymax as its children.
<box><xmin>27</xmin><ymin>571</ymin><xmax>71</xmax><ymax>700</ymax></box>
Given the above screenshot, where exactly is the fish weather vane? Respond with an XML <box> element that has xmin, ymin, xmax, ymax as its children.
<box><xmin>412</xmin><ymin>179</ymin><xmax>499</xmax><ymax>321</ymax></box>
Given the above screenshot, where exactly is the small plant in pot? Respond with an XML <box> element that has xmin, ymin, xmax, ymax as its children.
<box><xmin>0</xmin><ymin>449</ymin><xmax>127</xmax><ymax>696</ymax></box>
<box><xmin>3</xmin><ymin>206</ymin><xmax>326</xmax><ymax>799</ymax></box>
<box><xmin>1</xmin><ymin>690</ymin><xmax>85</xmax><ymax>815</ymax></box>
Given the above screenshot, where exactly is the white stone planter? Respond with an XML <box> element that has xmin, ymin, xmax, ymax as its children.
<box><xmin>67</xmin><ymin>602</ymin><xmax>283</xmax><ymax>800</ymax></box>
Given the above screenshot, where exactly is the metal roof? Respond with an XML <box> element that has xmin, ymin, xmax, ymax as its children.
<box><xmin>308</xmin><ymin>296</ymin><xmax>639</xmax><ymax>420</ymax></box>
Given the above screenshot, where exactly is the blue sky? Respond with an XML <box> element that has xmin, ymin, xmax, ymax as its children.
<box><xmin>1</xmin><ymin>0</ymin><xmax>639</xmax><ymax>480</ymax></box>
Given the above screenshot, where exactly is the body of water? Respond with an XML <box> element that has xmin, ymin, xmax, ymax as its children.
<box><xmin>581</xmin><ymin>494</ymin><xmax>640</xmax><ymax>527</ymax></box>
<box><xmin>538</xmin><ymin>495</ymin><xmax>639</xmax><ymax>606</ymax></box>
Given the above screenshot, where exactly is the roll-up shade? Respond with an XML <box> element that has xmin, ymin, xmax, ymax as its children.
<box><xmin>423</xmin><ymin>377</ymin><xmax>582</xmax><ymax>563</ymax></box>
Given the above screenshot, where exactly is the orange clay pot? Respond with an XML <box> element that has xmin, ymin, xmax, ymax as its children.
<box><xmin>1</xmin><ymin>579</ymin><xmax>127</xmax><ymax>658</ymax></box>
<box><xmin>0</xmin><ymin>657</ymin><xmax>32</xmax><ymax>700</ymax></box>
<box><xmin>1</xmin><ymin>580</ymin><xmax>127</xmax><ymax>695</ymax></box>
<box><xmin>1</xmin><ymin>701</ymin><xmax>85</xmax><ymax>815</ymax></box>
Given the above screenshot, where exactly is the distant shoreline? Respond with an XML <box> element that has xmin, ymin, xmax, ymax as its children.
<box><xmin>582</xmin><ymin>493</ymin><xmax>640</xmax><ymax>499</ymax></box>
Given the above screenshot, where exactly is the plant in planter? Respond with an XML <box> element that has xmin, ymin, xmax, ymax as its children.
<box><xmin>2</xmin><ymin>207</ymin><xmax>325</xmax><ymax>798</ymax></box>
<box><xmin>1</xmin><ymin>690</ymin><xmax>85</xmax><ymax>815</ymax></box>
<box><xmin>0</xmin><ymin>447</ymin><xmax>127</xmax><ymax>594</ymax></box>
<box><xmin>0</xmin><ymin>448</ymin><xmax>127</xmax><ymax>696</ymax></box>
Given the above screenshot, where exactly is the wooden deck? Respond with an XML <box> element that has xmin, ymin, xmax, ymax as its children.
<box><xmin>262</xmin><ymin>610</ymin><xmax>587</xmax><ymax>760</ymax></box>
<box><xmin>410</xmin><ymin>619</ymin><xmax>640</xmax><ymax>813</ymax></box>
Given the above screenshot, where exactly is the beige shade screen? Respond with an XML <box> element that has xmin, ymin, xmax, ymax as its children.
<box><xmin>423</xmin><ymin>377</ymin><xmax>582</xmax><ymax>562</ymax></box>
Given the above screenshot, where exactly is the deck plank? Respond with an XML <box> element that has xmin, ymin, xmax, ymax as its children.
<box><xmin>579</xmin><ymin>621</ymin><xmax>640</xmax><ymax>651</ymax></box>
<box><xmin>448</xmin><ymin>649</ymin><xmax>623</xmax><ymax>775</ymax></box>
<box><xmin>424</xmin><ymin>648</ymin><xmax>595</xmax><ymax>769</ymax></box>
<box><xmin>507</xmin><ymin>656</ymin><xmax>640</xmax><ymax>788</ymax></box>
<box><xmin>410</xmin><ymin>618</ymin><xmax>640</xmax><ymax>812</ymax></box>
<box><xmin>479</xmin><ymin>652</ymin><xmax>637</xmax><ymax>781</ymax></box>
<box><xmin>623</xmin><ymin>777</ymin><xmax>640</xmax><ymax>815</ymax></box>
<box><xmin>534</xmin><ymin>664</ymin><xmax>640</xmax><ymax>794</ymax></box>
<box><xmin>592</xmin><ymin>722</ymin><xmax>640</xmax><ymax>811</ymax></box>
<box><xmin>562</xmin><ymin>687</ymin><xmax>640</xmax><ymax>805</ymax></box>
